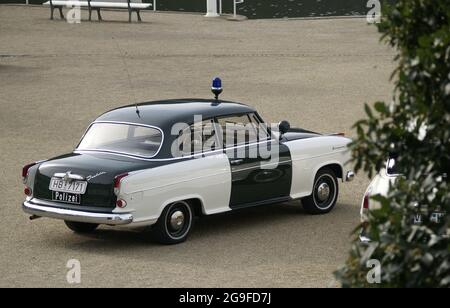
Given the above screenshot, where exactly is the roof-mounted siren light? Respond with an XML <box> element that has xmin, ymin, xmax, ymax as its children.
<box><xmin>211</xmin><ymin>77</ymin><xmax>223</xmax><ymax>101</ymax></box>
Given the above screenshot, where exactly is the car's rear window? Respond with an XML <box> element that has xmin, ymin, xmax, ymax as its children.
<box><xmin>77</xmin><ymin>122</ymin><xmax>163</xmax><ymax>158</ymax></box>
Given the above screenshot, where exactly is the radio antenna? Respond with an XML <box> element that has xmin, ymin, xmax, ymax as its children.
<box><xmin>111</xmin><ymin>36</ymin><xmax>140</xmax><ymax>117</ymax></box>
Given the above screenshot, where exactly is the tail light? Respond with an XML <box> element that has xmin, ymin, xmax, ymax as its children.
<box><xmin>24</xmin><ymin>187</ymin><xmax>32</xmax><ymax>196</ymax></box>
<box><xmin>363</xmin><ymin>192</ymin><xmax>370</xmax><ymax>209</ymax></box>
<box><xmin>116</xmin><ymin>199</ymin><xmax>127</xmax><ymax>208</ymax></box>
<box><xmin>22</xmin><ymin>162</ymin><xmax>38</xmax><ymax>183</ymax></box>
<box><xmin>114</xmin><ymin>173</ymin><xmax>129</xmax><ymax>195</ymax></box>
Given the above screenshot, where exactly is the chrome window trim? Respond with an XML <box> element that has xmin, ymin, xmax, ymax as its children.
<box><xmin>75</xmin><ymin>121</ymin><xmax>165</xmax><ymax>160</ymax></box>
<box><xmin>74</xmin><ymin>139</ymin><xmax>276</xmax><ymax>162</ymax></box>
<box><xmin>215</xmin><ymin>112</ymin><xmax>269</xmax><ymax>149</ymax></box>
<box><xmin>178</xmin><ymin>119</ymin><xmax>220</xmax><ymax>156</ymax></box>
<box><xmin>74</xmin><ymin>117</ymin><xmax>277</xmax><ymax>162</ymax></box>
<box><xmin>250</xmin><ymin>113</ymin><xmax>272</xmax><ymax>142</ymax></box>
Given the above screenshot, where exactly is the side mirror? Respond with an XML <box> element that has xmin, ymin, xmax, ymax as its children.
<box><xmin>278</xmin><ymin>120</ymin><xmax>290</xmax><ymax>137</ymax></box>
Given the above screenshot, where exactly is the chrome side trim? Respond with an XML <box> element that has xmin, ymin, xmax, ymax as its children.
<box><xmin>23</xmin><ymin>199</ymin><xmax>133</xmax><ymax>225</ymax></box>
<box><xmin>74</xmin><ymin>139</ymin><xmax>277</xmax><ymax>162</ymax></box>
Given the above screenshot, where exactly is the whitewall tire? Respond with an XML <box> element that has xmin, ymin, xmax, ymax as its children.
<box><xmin>301</xmin><ymin>168</ymin><xmax>339</xmax><ymax>214</ymax></box>
<box><xmin>151</xmin><ymin>201</ymin><xmax>194</xmax><ymax>244</ymax></box>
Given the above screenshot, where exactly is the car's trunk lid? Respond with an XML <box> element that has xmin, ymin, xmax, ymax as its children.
<box><xmin>33</xmin><ymin>152</ymin><xmax>158</xmax><ymax>211</ymax></box>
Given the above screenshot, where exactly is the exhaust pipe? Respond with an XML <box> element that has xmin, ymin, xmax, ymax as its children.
<box><xmin>29</xmin><ymin>215</ymin><xmax>42</xmax><ymax>221</ymax></box>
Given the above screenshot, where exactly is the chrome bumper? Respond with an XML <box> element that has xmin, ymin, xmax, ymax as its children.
<box><xmin>23</xmin><ymin>199</ymin><xmax>133</xmax><ymax>226</ymax></box>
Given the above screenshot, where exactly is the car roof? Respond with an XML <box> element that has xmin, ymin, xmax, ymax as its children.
<box><xmin>95</xmin><ymin>99</ymin><xmax>256</xmax><ymax>129</ymax></box>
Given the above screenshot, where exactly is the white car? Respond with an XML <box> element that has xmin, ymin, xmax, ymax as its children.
<box><xmin>22</xmin><ymin>87</ymin><xmax>354</xmax><ymax>244</ymax></box>
<box><xmin>360</xmin><ymin>156</ymin><xmax>445</xmax><ymax>242</ymax></box>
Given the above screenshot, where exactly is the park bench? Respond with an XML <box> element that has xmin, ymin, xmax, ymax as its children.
<box><xmin>43</xmin><ymin>0</ymin><xmax>152</xmax><ymax>22</ymax></box>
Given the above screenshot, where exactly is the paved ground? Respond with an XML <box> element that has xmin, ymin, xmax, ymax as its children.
<box><xmin>0</xmin><ymin>5</ymin><xmax>395</xmax><ymax>287</ymax></box>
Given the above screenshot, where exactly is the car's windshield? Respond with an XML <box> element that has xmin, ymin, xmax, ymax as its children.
<box><xmin>77</xmin><ymin>122</ymin><xmax>163</xmax><ymax>158</ymax></box>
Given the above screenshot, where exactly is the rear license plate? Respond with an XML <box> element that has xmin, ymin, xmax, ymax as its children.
<box><xmin>49</xmin><ymin>178</ymin><xmax>87</xmax><ymax>194</ymax></box>
<box><xmin>52</xmin><ymin>191</ymin><xmax>81</xmax><ymax>205</ymax></box>
<box><xmin>413</xmin><ymin>212</ymin><xmax>445</xmax><ymax>224</ymax></box>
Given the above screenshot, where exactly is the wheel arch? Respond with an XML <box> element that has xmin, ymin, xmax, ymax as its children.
<box><xmin>159</xmin><ymin>195</ymin><xmax>206</xmax><ymax>218</ymax></box>
<box><xmin>317</xmin><ymin>163</ymin><xmax>343</xmax><ymax>180</ymax></box>
<box><xmin>184</xmin><ymin>198</ymin><xmax>204</xmax><ymax>217</ymax></box>
<box><xmin>305</xmin><ymin>162</ymin><xmax>344</xmax><ymax>196</ymax></box>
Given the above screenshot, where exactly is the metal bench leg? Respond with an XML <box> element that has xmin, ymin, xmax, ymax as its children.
<box><xmin>88</xmin><ymin>7</ymin><xmax>92</xmax><ymax>21</ymax></box>
<box><xmin>128</xmin><ymin>9</ymin><xmax>132</xmax><ymax>23</ymax></box>
<box><xmin>58</xmin><ymin>6</ymin><xmax>64</xmax><ymax>19</ymax></box>
<box><xmin>50</xmin><ymin>5</ymin><xmax>54</xmax><ymax>20</ymax></box>
<box><xmin>97</xmin><ymin>8</ymin><xmax>102</xmax><ymax>21</ymax></box>
<box><xmin>136</xmin><ymin>10</ymin><xmax>142</xmax><ymax>22</ymax></box>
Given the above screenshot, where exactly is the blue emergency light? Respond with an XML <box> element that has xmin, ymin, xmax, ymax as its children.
<box><xmin>211</xmin><ymin>77</ymin><xmax>223</xmax><ymax>100</ymax></box>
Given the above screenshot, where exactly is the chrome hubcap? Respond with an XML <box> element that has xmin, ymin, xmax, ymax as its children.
<box><xmin>170</xmin><ymin>210</ymin><xmax>185</xmax><ymax>231</ymax></box>
<box><xmin>317</xmin><ymin>182</ymin><xmax>330</xmax><ymax>202</ymax></box>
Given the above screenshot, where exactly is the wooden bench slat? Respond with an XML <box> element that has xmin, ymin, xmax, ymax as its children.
<box><xmin>43</xmin><ymin>1</ymin><xmax>88</xmax><ymax>6</ymax></box>
<box><xmin>91</xmin><ymin>2</ymin><xmax>152</xmax><ymax>9</ymax></box>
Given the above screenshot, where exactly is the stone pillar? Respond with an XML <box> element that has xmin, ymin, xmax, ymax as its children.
<box><xmin>205</xmin><ymin>0</ymin><xmax>219</xmax><ymax>17</ymax></box>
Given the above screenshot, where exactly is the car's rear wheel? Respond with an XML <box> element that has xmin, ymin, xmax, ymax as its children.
<box><xmin>64</xmin><ymin>221</ymin><xmax>99</xmax><ymax>233</ymax></box>
<box><xmin>302</xmin><ymin>168</ymin><xmax>339</xmax><ymax>214</ymax></box>
<box><xmin>151</xmin><ymin>201</ymin><xmax>194</xmax><ymax>245</ymax></box>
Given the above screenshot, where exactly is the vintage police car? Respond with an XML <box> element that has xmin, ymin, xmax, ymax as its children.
<box><xmin>22</xmin><ymin>83</ymin><xmax>354</xmax><ymax>244</ymax></box>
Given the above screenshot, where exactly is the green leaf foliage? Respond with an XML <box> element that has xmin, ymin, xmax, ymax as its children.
<box><xmin>335</xmin><ymin>0</ymin><xmax>450</xmax><ymax>287</ymax></box>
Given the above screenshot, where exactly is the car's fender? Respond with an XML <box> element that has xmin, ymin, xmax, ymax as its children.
<box><xmin>286</xmin><ymin>135</ymin><xmax>351</xmax><ymax>199</ymax></box>
<box><xmin>116</xmin><ymin>153</ymin><xmax>232</xmax><ymax>225</ymax></box>
<box><xmin>360</xmin><ymin>170</ymin><xmax>397</xmax><ymax>222</ymax></box>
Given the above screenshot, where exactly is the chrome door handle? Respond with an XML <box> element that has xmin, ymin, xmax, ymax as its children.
<box><xmin>230</xmin><ymin>159</ymin><xmax>244</xmax><ymax>165</ymax></box>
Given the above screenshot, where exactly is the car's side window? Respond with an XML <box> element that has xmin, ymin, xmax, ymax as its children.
<box><xmin>216</xmin><ymin>114</ymin><xmax>259</xmax><ymax>148</ymax></box>
<box><xmin>250</xmin><ymin>113</ymin><xmax>271</xmax><ymax>142</ymax></box>
<box><xmin>178</xmin><ymin>119</ymin><xmax>218</xmax><ymax>155</ymax></box>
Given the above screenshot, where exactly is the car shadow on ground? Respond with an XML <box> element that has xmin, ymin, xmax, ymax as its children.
<box><xmin>97</xmin><ymin>202</ymin><xmax>304</xmax><ymax>241</ymax></box>
<box><xmin>43</xmin><ymin>200</ymin><xmax>352</xmax><ymax>254</ymax></box>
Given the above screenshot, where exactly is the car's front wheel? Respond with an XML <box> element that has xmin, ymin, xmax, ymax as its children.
<box><xmin>151</xmin><ymin>201</ymin><xmax>194</xmax><ymax>244</ymax></box>
<box><xmin>302</xmin><ymin>168</ymin><xmax>339</xmax><ymax>214</ymax></box>
<box><xmin>64</xmin><ymin>221</ymin><xmax>99</xmax><ymax>233</ymax></box>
